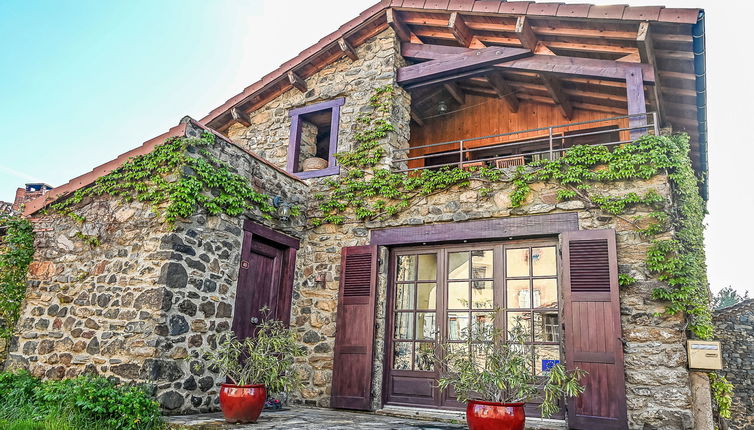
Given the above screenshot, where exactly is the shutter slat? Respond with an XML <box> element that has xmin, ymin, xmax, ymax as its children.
<box><xmin>562</xmin><ymin>230</ymin><xmax>628</xmax><ymax>430</ymax></box>
<box><xmin>331</xmin><ymin>245</ymin><xmax>377</xmax><ymax>410</ymax></box>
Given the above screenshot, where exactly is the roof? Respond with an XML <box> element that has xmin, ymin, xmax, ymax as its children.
<box><xmin>22</xmin><ymin>118</ymin><xmax>304</xmax><ymax>216</ymax></box>
<box><xmin>198</xmin><ymin>0</ymin><xmax>707</xmax><ymax>192</ymax></box>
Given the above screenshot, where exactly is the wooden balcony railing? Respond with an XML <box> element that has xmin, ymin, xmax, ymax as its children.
<box><xmin>391</xmin><ymin>112</ymin><xmax>659</xmax><ymax>173</ymax></box>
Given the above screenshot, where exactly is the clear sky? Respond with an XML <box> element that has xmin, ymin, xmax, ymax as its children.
<box><xmin>1</xmin><ymin>0</ymin><xmax>752</xmax><ymax>296</ymax></box>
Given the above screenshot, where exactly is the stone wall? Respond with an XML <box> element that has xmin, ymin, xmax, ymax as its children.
<box><xmin>5</xmin><ymin>125</ymin><xmax>308</xmax><ymax>414</ymax></box>
<box><xmin>213</xmin><ymin>26</ymin><xmax>695</xmax><ymax>429</ymax></box>
<box><xmin>714</xmin><ymin>300</ymin><xmax>754</xmax><ymax>430</ymax></box>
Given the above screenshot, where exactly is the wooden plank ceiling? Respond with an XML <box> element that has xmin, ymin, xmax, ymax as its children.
<box><xmin>393</xmin><ymin>8</ymin><xmax>699</xmax><ymax>152</ymax></box>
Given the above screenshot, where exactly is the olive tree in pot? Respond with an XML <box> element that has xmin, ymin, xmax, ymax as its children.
<box><xmin>438</xmin><ymin>318</ymin><xmax>586</xmax><ymax>430</ymax></box>
<box><xmin>202</xmin><ymin>316</ymin><xmax>305</xmax><ymax>424</ymax></box>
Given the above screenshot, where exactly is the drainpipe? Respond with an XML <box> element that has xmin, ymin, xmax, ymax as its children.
<box><xmin>693</xmin><ymin>11</ymin><xmax>709</xmax><ymax>201</ymax></box>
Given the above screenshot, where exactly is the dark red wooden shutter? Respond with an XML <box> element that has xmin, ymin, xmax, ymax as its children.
<box><xmin>331</xmin><ymin>245</ymin><xmax>377</xmax><ymax>410</ymax></box>
<box><xmin>561</xmin><ymin>229</ymin><xmax>628</xmax><ymax>430</ymax></box>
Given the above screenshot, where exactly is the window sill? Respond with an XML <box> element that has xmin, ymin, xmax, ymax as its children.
<box><xmin>293</xmin><ymin>165</ymin><xmax>341</xmax><ymax>179</ymax></box>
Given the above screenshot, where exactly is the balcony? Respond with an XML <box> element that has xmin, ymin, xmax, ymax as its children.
<box><xmin>392</xmin><ymin>112</ymin><xmax>659</xmax><ymax>173</ymax></box>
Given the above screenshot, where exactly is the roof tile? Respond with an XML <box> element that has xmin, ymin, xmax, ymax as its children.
<box><xmin>526</xmin><ymin>2</ymin><xmax>561</xmax><ymax>16</ymax></box>
<box><xmin>424</xmin><ymin>0</ymin><xmax>451</xmax><ymax>9</ymax></box>
<box><xmin>402</xmin><ymin>0</ymin><xmax>427</xmax><ymax>8</ymax></box>
<box><xmin>447</xmin><ymin>0</ymin><xmax>476</xmax><ymax>12</ymax></box>
<box><xmin>390</xmin><ymin>0</ymin><xmax>404</xmax><ymax>6</ymax></box>
<box><xmin>587</xmin><ymin>5</ymin><xmax>626</xmax><ymax>20</ymax></box>
<box><xmin>658</xmin><ymin>7</ymin><xmax>700</xmax><ymax>24</ymax></box>
<box><xmin>556</xmin><ymin>3</ymin><xmax>591</xmax><ymax>18</ymax></box>
<box><xmin>621</xmin><ymin>6</ymin><xmax>662</xmax><ymax>21</ymax></box>
<box><xmin>498</xmin><ymin>1</ymin><xmax>533</xmax><ymax>14</ymax></box>
<box><xmin>472</xmin><ymin>1</ymin><xmax>503</xmax><ymax>13</ymax></box>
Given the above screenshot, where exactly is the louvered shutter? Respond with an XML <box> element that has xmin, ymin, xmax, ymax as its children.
<box><xmin>331</xmin><ymin>245</ymin><xmax>377</xmax><ymax>410</ymax></box>
<box><xmin>561</xmin><ymin>229</ymin><xmax>629</xmax><ymax>430</ymax></box>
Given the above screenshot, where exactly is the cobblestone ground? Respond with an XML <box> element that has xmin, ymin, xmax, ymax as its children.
<box><xmin>166</xmin><ymin>408</ymin><xmax>466</xmax><ymax>430</ymax></box>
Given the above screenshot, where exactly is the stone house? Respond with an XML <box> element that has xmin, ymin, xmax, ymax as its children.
<box><xmin>4</xmin><ymin>1</ymin><xmax>713</xmax><ymax>429</ymax></box>
<box><xmin>714</xmin><ymin>300</ymin><xmax>754</xmax><ymax>430</ymax></box>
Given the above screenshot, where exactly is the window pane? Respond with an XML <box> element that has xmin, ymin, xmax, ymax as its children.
<box><xmin>507</xmin><ymin>311</ymin><xmax>532</xmax><ymax>342</ymax></box>
<box><xmin>393</xmin><ymin>342</ymin><xmax>412</xmax><ymax>370</ymax></box>
<box><xmin>448</xmin><ymin>252</ymin><xmax>470</xmax><ymax>279</ymax></box>
<box><xmin>506</xmin><ymin>248</ymin><xmax>530</xmax><ymax>277</ymax></box>
<box><xmin>471</xmin><ymin>280</ymin><xmax>494</xmax><ymax>309</ymax></box>
<box><xmin>532</xmin><ymin>279</ymin><xmax>558</xmax><ymax>309</ymax></box>
<box><xmin>447</xmin><ymin>312</ymin><xmax>469</xmax><ymax>340</ymax></box>
<box><xmin>535</xmin><ymin>345</ymin><xmax>561</xmax><ymax>376</ymax></box>
<box><xmin>394</xmin><ymin>312</ymin><xmax>414</xmax><ymax>339</ymax></box>
<box><xmin>471</xmin><ymin>250</ymin><xmax>494</xmax><ymax>279</ymax></box>
<box><xmin>534</xmin><ymin>312</ymin><xmax>560</xmax><ymax>343</ymax></box>
<box><xmin>415</xmin><ymin>343</ymin><xmax>435</xmax><ymax>371</ymax></box>
<box><xmin>395</xmin><ymin>284</ymin><xmax>415</xmax><ymax>310</ymax></box>
<box><xmin>417</xmin><ymin>254</ymin><xmax>438</xmax><ymax>281</ymax></box>
<box><xmin>416</xmin><ymin>312</ymin><xmax>437</xmax><ymax>340</ymax></box>
<box><xmin>397</xmin><ymin>255</ymin><xmax>417</xmax><ymax>281</ymax></box>
<box><xmin>448</xmin><ymin>282</ymin><xmax>469</xmax><ymax>309</ymax></box>
<box><xmin>472</xmin><ymin>312</ymin><xmax>495</xmax><ymax>338</ymax></box>
<box><xmin>506</xmin><ymin>279</ymin><xmax>530</xmax><ymax>308</ymax></box>
<box><xmin>532</xmin><ymin>247</ymin><xmax>557</xmax><ymax>277</ymax></box>
<box><xmin>446</xmin><ymin>343</ymin><xmax>468</xmax><ymax>372</ymax></box>
<box><xmin>417</xmin><ymin>283</ymin><xmax>436</xmax><ymax>310</ymax></box>
<box><xmin>472</xmin><ymin>343</ymin><xmax>491</xmax><ymax>371</ymax></box>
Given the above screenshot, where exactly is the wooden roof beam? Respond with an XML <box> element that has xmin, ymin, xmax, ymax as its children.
<box><xmin>410</xmin><ymin>111</ymin><xmax>425</xmax><ymax>127</ymax></box>
<box><xmin>338</xmin><ymin>38</ymin><xmax>358</xmax><ymax>61</ymax></box>
<box><xmin>443</xmin><ymin>81</ymin><xmax>465</xmax><ymax>105</ymax></box>
<box><xmin>487</xmin><ymin>72</ymin><xmax>520</xmax><ymax>112</ymax></box>
<box><xmin>637</xmin><ymin>22</ymin><xmax>665</xmax><ymax>124</ymax></box>
<box><xmin>387</xmin><ymin>9</ymin><xmax>415</xmax><ymax>43</ymax></box>
<box><xmin>230</xmin><ymin>107</ymin><xmax>251</xmax><ymax>127</ymax></box>
<box><xmin>288</xmin><ymin>71</ymin><xmax>306</xmax><ymax>93</ymax></box>
<box><xmin>448</xmin><ymin>12</ymin><xmax>474</xmax><ymax>48</ymax></box>
<box><xmin>400</xmin><ymin>43</ymin><xmax>656</xmax><ymax>83</ymax></box>
<box><xmin>540</xmin><ymin>74</ymin><xmax>573</xmax><ymax>120</ymax></box>
<box><xmin>515</xmin><ymin>16</ymin><xmax>538</xmax><ymax>51</ymax></box>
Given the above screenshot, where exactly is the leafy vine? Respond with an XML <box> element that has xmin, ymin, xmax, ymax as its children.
<box><xmin>51</xmin><ymin>132</ymin><xmax>276</xmax><ymax>227</ymax></box>
<box><xmin>0</xmin><ymin>216</ymin><xmax>35</xmax><ymax>340</ymax></box>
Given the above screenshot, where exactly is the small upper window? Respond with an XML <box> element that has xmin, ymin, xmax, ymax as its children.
<box><xmin>286</xmin><ymin>98</ymin><xmax>344</xmax><ymax>178</ymax></box>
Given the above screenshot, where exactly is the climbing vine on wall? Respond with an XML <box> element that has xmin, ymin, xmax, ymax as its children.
<box><xmin>52</xmin><ymin>132</ymin><xmax>276</xmax><ymax>227</ymax></box>
<box><xmin>316</xmin><ymin>86</ymin><xmax>713</xmax><ymax>339</ymax></box>
<box><xmin>0</xmin><ymin>216</ymin><xmax>35</xmax><ymax>340</ymax></box>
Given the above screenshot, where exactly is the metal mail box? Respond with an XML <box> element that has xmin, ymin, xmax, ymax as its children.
<box><xmin>687</xmin><ymin>340</ymin><xmax>723</xmax><ymax>370</ymax></box>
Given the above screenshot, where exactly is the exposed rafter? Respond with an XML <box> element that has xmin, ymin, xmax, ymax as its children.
<box><xmin>486</xmin><ymin>73</ymin><xmax>519</xmax><ymax>112</ymax></box>
<box><xmin>338</xmin><ymin>38</ymin><xmax>358</xmax><ymax>61</ymax></box>
<box><xmin>540</xmin><ymin>74</ymin><xmax>573</xmax><ymax>119</ymax></box>
<box><xmin>386</xmin><ymin>9</ymin><xmax>414</xmax><ymax>43</ymax></box>
<box><xmin>230</xmin><ymin>107</ymin><xmax>251</xmax><ymax>127</ymax></box>
<box><xmin>515</xmin><ymin>16</ymin><xmax>538</xmax><ymax>51</ymax></box>
<box><xmin>288</xmin><ymin>71</ymin><xmax>307</xmax><ymax>93</ymax></box>
<box><xmin>443</xmin><ymin>82</ymin><xmax>465</xmax><ymax>105</ymax></box>
<box><xmin>637</xmin><ymin>22</ymin><xmax>665</xmax><ymax>124</ymax></box>
<box><xmin>410</xmin><ymin>111</ymin><xmax>425</xmax><ymax>127</ymax></box>
<box><xmin>448</xmin><ymin>12</ymin><xmax>474</xmax><ymax>48</ymax></box>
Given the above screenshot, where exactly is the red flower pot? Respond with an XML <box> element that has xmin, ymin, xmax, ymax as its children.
<box><xmin>219</xmin><ymin>384</ymin><xmax>266</xmax><ymax>424</ymax></box>
<box><xmin>466</xmin><ymin>400</ymin><xmax>526</xmax><ymax>430</ymax></box>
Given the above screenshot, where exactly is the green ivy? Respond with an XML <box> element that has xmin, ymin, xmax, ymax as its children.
<box><xmin>51</xmin><ymin>132</ymin><xmax>275</xmax><ymax>226</ymax></box>
<box><xmin>0</xmin><ymin>216</ymin><xmax>35</xmax><ymax>340</ymax></box>
<box><xmin>709</xmin><ymin>372</ymin><xmax>733</xmax><ymax>420</ymax></box>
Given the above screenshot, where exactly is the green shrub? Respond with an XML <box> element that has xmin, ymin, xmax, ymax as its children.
<box><xmin>0</xmin><ymin>371</ymin><xmax>163</xmax><ymax>430</ymax></box>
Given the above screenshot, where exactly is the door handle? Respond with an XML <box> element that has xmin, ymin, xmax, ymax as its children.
<box><xmin>250</xmin><ymin>317</ymin><xmax>260</xmax><ymax>324</ymax></box>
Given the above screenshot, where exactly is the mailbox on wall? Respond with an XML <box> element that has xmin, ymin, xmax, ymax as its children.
<box><xmin>687</xmin><ymin>340</ymin><xmax>723</xmax><ymax>370</ymax></box>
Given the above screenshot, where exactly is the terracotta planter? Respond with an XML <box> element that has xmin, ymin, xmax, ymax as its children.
<box><xmin>466</xmin><ymin>400</ymin><xmax>526</xmax><ymax>430</ymax></box>
<box><xmin>219</xmin><ymin>384</ymin><xmax>266</xmax><ymax>424</ymax></box>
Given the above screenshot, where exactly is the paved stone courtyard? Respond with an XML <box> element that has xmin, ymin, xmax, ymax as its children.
<box><xmin>166</xmin><ymin>407</ymin><xmax>466</xmax><ymax>430</ymax></box>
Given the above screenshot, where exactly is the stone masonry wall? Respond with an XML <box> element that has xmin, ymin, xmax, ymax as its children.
<box><xmin>221</xmin><ymin>25</ymin><xmax>695</xmax><ymax>429</ymax></box>
<box><xmin>5</xmin><ymin>126</ymin><xmax>308</xmax><ymax>415</ymax></box>
<box><xmin>714</xmin><ymin>300</ymin><xmax>754</xmax><ymax>430</ymax></box>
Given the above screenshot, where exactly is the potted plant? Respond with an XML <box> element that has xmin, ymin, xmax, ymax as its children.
<box><xmin>438</xmin><ymin>316</ymin><xmax>586</xmax><ymax>430</ymax></box>
<box><xmin>202</xmin><ymin>315</ymin><xmax>305</xmax><ymax>424</ymax></box>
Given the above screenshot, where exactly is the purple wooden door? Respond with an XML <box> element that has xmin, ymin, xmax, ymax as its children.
<box><xmin>231</xmin><ymin>222</ymin><xmax>299</xmax><ymax>340</ymax></box>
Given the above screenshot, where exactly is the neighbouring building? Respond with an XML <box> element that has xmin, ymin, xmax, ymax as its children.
<box><xmin>714</xmin><ymin>300</ymin><xmax>754</xmax><ymax>430</ymax></box>
<box><xmin>4</xmin><ymin>2</ymin><xmax>713</xmax><ymax>429</ymax></box>
<box><xmin>12</xmin><ymin>183</ymin><xmax>53</xmax><ymax>212</ymax></box>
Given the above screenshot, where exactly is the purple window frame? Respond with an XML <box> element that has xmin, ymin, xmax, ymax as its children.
<box><xmin>286</xmin><ymin>97</ymin><xmax>345</xmax><ymax>179</ymax></box>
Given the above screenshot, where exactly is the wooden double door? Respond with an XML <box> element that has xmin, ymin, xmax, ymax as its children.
<box><xmin>384</xmin><ymin>240</ymin><xmax>563</xmax><ymax>417</ymax></box>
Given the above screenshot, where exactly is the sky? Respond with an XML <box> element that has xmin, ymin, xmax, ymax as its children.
<box><xmin>0</xmin><ymin>0</ymin><xmax>752</xmax><ymax>296</ymax></box>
